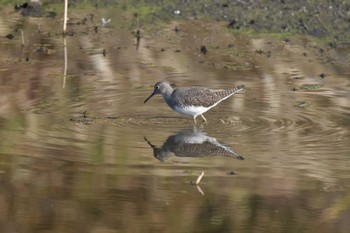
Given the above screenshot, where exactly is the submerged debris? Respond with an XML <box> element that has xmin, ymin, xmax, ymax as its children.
<box><xmin>200</xmin><ymin>45</ymin><xmax>208</xmax><ymax>55</ymax></box>
<box><xmin>5</xmin><ymin>34</ymin><xmax>15</xmax><ymax>39</ymax></box>
<box><xmin>70</xmin><ymin>111</ymin><xmax>95</xmax><ymax>125</ymax></box>
<box><xmin>295</xmin><ymin>101</ymin><xmax>310</xmax><ymax>108</ymax></box>
<box><xmin>228</xmin><ymin>171</ymin><xmax>236</xmax><ymax>175</ymax></box>
<box><xmin>299</xmin><ymin>84</ymin><xmax>322</xmax><ymax>91</ymax></box>
<box><xmin>195</xmin><ymin>171</ymin><xmax>205</xmax><ymax>185</ymax></box>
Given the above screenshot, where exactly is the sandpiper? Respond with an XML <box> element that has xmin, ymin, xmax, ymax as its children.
<box><xmin>144</xmin><ymin>81</ymin><xmax>244</xmax><ymax>123</ymax></box>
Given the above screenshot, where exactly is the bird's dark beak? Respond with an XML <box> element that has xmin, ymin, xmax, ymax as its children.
<box><xmin>144</xmin><ymin>89</ymin><xmax>156</xmax><ymax>103</ymax></box>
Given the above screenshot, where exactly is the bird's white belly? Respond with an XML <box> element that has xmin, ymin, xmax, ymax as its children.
<box><xmin>173</xmin><ymin>105</ymin><xmax>208</xmax><ymax>116</ymax></box>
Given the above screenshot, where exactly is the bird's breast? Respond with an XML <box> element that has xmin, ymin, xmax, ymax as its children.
<box><xmin>173</xmin><ymin>105</ymin><xmax>209</xmax><ymax>116</ymax></box>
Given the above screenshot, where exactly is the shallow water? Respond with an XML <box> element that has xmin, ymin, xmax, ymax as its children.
<box><xmin>0</xmin><ymin>4</ymin><xmax>349</xmax><ymax>233</ymax></box>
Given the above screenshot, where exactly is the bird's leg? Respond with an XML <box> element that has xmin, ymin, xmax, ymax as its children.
<box><xmin>200</xmin><ymin>114</ymin><xmax>207</xmax><ymax>122</ymax></box>
<box><xmin>193</xmin><ymin>115</ymin><xmax>197</xmax><ymax>124</ymax></box>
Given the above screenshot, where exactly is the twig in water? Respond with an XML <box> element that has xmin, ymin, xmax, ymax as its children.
<box><xmin>196</xmin><ymin>185</ymin><xmax>205</xmax><ymax>195</ymax></box>
<box><xmin>82</xmin><ymin>111</ymin><xmax>88</xmax><ymax>118</ymax></box>
<box><xmin>63</xmin><ymin>0</ymin><xmax>68</xmax><ymax>34</ymax></box>
<box><xmin>20</xmin><ymin>29</ymin><xmax>24</xmax><ymax>47</ymax></box>
<box><xmin>196</xmin><ymin>171</ymin><xmax>205</xmax><ymax>185</ymax></box>
<box><xmin>63</xmin><ymin>37</ymin><xmax>67</xmax><ymax>88</ymax></box>
<box><xmin>134</xmin><ymin>13</ymin><xmax>139</xmax><ymax>28</ymax></box>
<box><xmin>37</xmin><ymin>18</ymin><xmax>41</xmax><ymax>32</ymax></box>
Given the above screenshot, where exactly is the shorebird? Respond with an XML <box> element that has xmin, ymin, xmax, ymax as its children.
<box><xmin>144</xmin><ymin>81</ymin><xmax>244</xmax><ymax>123</ymax></box>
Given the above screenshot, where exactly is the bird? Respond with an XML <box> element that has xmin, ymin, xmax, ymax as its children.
<box><xmin>144</xmin><ymin>81</ymin><xmax>244</xmax><ymax>123</ymax></box>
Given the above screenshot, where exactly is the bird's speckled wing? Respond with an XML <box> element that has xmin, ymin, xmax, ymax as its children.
<box><xmin>171</xmin><ymin>86</ymin><xmax>244</xmax><ymax>108</ymax></box>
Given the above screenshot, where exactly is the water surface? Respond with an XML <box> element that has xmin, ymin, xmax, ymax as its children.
<box><xmin>0</xmin><ymin>4</ymin><xmax>349</xmax><ymax>233</ymax></box>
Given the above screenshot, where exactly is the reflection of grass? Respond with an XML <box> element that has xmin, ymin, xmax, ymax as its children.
<box><xmin>323</xmin><ymin>191</ymin><xmax>350</xmax><ymax>220</ymax></box>
<box><xmin>4</xmin><ymin>0</ymin><xmax>349</xmax><ymax>42</ymax></box>
<box><xmin>162</xmin><ymin>66</ymin><xmax>176</xmax><ymax>73</ymax></box>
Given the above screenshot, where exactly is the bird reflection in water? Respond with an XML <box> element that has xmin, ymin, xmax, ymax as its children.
<box><xmin>144</xmin><ymin>127</ymin><xmax>244</xmax><ymax>162</ymax></box>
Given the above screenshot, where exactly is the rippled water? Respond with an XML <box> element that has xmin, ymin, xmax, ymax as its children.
<box><xmin>0</xmin><ymin>4</ymin><xmax>349</xmax><ymax>233</ymax></box>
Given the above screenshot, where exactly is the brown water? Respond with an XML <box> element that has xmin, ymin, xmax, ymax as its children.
<box><xmin>0</xmin><ymin>5</ymin><xmax>350</xmax><ymax>233</ymax></box>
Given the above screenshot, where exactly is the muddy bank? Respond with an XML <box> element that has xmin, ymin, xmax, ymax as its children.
<box><xmin>153</xmin><ymin>0</ymin><xmax>350</xmax><ymax>43</ymax></box>
<box><xmin>11</xmin><ymin>0</ymin><xmax>350</xmax><ymax>43</ymax></box>
<box><xmin>7</xmin><ymin>0</ymin><xmax>349</xmax><ymax>67</ymax></box>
